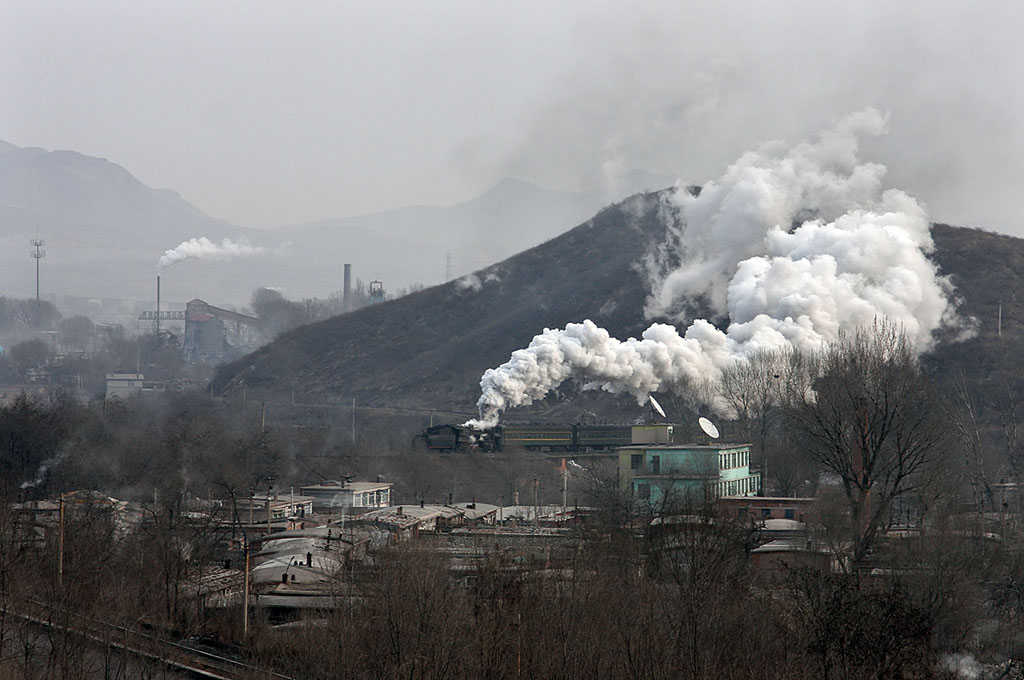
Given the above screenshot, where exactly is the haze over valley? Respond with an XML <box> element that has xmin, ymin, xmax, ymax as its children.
<box><xmin>5</xmin><ymin>4</ymin><xmax>1024</xmax><ymax>678</ymax></box>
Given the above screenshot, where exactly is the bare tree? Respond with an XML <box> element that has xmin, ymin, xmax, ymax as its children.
<box><xmin>786</xmin><ymin>323</ymin><xmax>953</xmax><ymax>567</ymax></box>
<box><xmin>717</xmin><ymin>348</ymin><xmax>791</xmax><ymax>492</ymax></box>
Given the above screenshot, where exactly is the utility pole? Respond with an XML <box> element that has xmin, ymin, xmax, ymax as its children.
<box><xmin>29</xmin><ymin>238</ymin><xmax>45</xmax><ymax>302</ymax></box>
<box><xmin>243</xmin><ymin>539</ymin><xmax>250</xmax><ymax>636</ymax></box>
<box><xmin>57</xmin><ymin>493</ymin><xmax>65</xmax><ymax>589</ymax></box>
<box><xmin>29</xmin><ymin>238</ymin><xmax>45</xmax><ymax>327</ymax></box>
<box><xmin>561</xmin><ymin>459</ymin><xmax>568</xmax><ymax>519</ymax></box>
<box><xmin>266</xmin><ymin>477</ymin><xmax>275</xmax><ymax>535</ymax></box>
<box><xmin>533</xmin><ymin>476</ymin><xmax>539</xmax><ymax>529</ymax></box>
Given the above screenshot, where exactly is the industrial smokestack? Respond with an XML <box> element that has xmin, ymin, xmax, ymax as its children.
<box><xmin>343</xmin><ymin>263</ymin><xmax>352</xmax><ymax>312</ymax></box>
<box><xmin>156</xmin><ymin>275</ymin><xmax>161</xmax><ymax>339</ymax></box>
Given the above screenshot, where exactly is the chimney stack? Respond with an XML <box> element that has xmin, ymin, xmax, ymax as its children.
<box><xmin>343</xmin><ymin>263</ymin><xmax>352</xmax><ymax>312</ymax></box>
<box><xmin>156</xmin><ymin>275</ymin><xmax>161</xmax><ymax>339</ymax></box>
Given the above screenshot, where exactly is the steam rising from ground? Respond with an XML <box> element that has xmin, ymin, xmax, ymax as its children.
<box><xmin>158</xmin><ymin>237</ymin><xmax>269</xmax><ymax>270</ymax></box>
<box><xmin>470</xmin><ymin>110</ymin><xmax>964</xmax><ymax>428</ymax></box>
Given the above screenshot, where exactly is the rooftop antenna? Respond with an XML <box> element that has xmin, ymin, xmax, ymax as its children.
<box><xmin>698</xmin><ymin>416</ymin><xmax>720</xmax><ymax>441</ymax></box>
<box><xmin>649</xmin><ymin>394</ymin><xmax>667</xmax><ymax>420</ymax></box>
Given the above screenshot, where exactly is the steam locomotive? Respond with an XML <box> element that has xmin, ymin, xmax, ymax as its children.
<box><xmin>416</xmin><ymin>423</ymin><xmax>633</xmax><ymax>453</ymax></box>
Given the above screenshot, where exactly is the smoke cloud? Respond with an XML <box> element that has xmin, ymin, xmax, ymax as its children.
<box><xmin>158</xmin><ymin>237</ymin><xmax>269</xmax><ymax>270</ymax></box>
<box><xmin>470</xmin><ymin>110</ymin><xmax>965</xmax><ymax>428</ymax></box>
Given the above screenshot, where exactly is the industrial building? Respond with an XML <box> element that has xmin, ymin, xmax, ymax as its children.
<box><xmin>617</xmin><ymin>424</ymin><xmax>760</xmax><ymax>507</ymax></box>
<box><xmin>181</xmin><ymin>299</ymin><xmax>263</xmax><ymax>363</ymax></box>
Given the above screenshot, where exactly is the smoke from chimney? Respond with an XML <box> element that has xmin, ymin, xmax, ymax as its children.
<box><xmin>468</xmin><ymin>109</ymin><xmax>971</xmax><ymax>429</ymax></box>
<box><xmin>158</xmin><ymin>237</ymin><xmax>269</xmax><ymax>270</ymax></box>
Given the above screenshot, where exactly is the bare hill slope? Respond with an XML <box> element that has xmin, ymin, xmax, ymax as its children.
<box><xmin>213</xmin><ymin>199</ymin><xmax>1024</xmax><ymax>420</ymax></box>
<box><xmin>213</xmin><ymin>192</ymin><xmax>674</xmax><ymax>413</ymax></box>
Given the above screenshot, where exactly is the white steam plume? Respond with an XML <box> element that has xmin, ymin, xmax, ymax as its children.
<box><xmin>158</xmin><ymin>237</ymin><xmax>269</xmax><ymax>270</ymax></box>
<box><xmin>470</xmin><ymin>109</ymin><xmax>965</xmax><ymax>428</ymax></box>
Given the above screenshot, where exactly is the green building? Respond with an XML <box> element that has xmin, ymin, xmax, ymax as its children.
<box><xmin>618</xmin><ymin>426</ymin><xmax>760</xmax><ymax>508</ymax></box>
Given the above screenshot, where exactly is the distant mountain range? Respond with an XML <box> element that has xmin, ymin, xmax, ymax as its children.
<box><xmin>0</xmin><ymin>140</ymin><xmax>673</xmax><ymax>308</ymax></box>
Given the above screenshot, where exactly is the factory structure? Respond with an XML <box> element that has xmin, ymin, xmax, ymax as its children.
<box><xmin>139</xmin><ymin>298</ymin><xmax>263</xmax><ymax>363</ymax></box>
<box><xmin>138</xmin><ymin>263</ymin><xmax>375</xmax><ymax>364</ymax></box>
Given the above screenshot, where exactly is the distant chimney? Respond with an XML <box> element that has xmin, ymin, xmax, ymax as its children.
<box><xmin>343</xmin><ymin>264</ymin><xmax>352</xmax><ymax>312</ymax></box>
<box><xmin>306</xmin><ymin>552</ymin><xmax>312</xmax><ymax>567</ymax></box>
<box><xmin>156</xmin><ymin>275</ymin><xmax>161</xmax><ymax>339</ymax></box>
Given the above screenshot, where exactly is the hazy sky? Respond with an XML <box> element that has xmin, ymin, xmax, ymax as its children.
<box><xmin>3</xmin><ymin>1</ymin><xmax>1024</xmax><ymax>232</ymax></box>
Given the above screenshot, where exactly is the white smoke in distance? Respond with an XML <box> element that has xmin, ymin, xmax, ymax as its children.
<box><xmin>469</xmin><ymin>109</ymin><xmax>966</xmax><ymax>429</ymax></box>
<box><xmin>158</xmin><ymin>237</ymin><xmax>269</xmax><ymax>270</ymax></box>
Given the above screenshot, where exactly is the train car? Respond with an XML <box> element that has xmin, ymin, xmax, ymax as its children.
<box><xmin>416</xmin><ymin>424</ymin><xmax>472</xmax><ymax>451</ymax></box>
<box><xmin>574</xmin><ymin>424</ymin><xmax>633</xmax><ymax>450</ymax></box>
<box><xmin>416</xmin><ymin>422</ymin><xmax>635</xmax><ymax>453</ymax></box>
<box><xmin>499</xmin><ymin>424</ymin><xmax>576</xmax><ymax>451</ymax></box>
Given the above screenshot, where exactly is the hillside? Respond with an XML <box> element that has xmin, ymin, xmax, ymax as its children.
<box><xmin>214</xmin><ymin>199</ymin><xmax>1024</xmax><ymax>424</ymax></box>
<box><xmin>213</xmin><ymin>191</ymin><xmax>675</xmax><ymax>416</ymax></box>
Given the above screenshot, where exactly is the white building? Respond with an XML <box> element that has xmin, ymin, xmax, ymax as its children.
<box><xmin>299</xmin><ymin>480</ymin><xmax>392</xmax><ymax>512</ymax></box>
<box><xmin>105</xmin><ymin>373</ymin><xmax>144</xmax><ymax>399</ymax></box>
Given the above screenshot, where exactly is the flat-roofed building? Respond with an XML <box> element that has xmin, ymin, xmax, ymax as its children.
<box><xmin>618</xmin><ymin>442</ymin><xmax>760</xmax><ymax>508</ymax></box>
<box><xmin>299</xmin><ymin>480</ymin><xmax>392</xmax><ymax>513</ymax></box>
<box><xmin>105</xmin><ymin>373</ymin><xmax>144</xmax><ymax>399</ymax></box>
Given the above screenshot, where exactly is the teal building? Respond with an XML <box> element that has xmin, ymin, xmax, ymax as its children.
<box><xmin>618</xmin><ymin>434</ymin><xmax>761</xmax><ymax>508</ymax></box>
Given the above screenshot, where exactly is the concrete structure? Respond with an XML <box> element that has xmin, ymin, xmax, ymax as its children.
<box><xmin>631</xmin><ymin>423</ymin><xmax>675</xmax><ymax>444</ymax></box>
<box><xmin>299</xmin><ymin>480</ymin><xmax>392</xmax><ymax>513</ymax></box>
<box><xmin>718</xmin><ymin>496</ymin><xmax>817</xmax><ymax>523</ymax></box>
<box><xmin>105</xmin><ymin>373</ymin><xmax>144</xmax><ymax>399</ymax></box>
<box><xmin>750</xmin><ymin>539</ymin><xmax>831</xmax><ymax>577</ymax></box>
<box><xmin>618</xmin><ymin>441</ymin><xmax>760</xmax><ymax>508</ymax></box>
<box><xmin>237</xmin><ymin>494</ymin><xmax>315</xmax><ymax>524</ymax></box>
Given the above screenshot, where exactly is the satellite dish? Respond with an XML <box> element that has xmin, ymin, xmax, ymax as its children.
<box><xmin>649</xmin><ymin>394</ymin><xmax>667</xmax><ymax>419</ymax></box>
<box><xmin>698</xmin><ymin>417</ymin><xmax>720</xmax><ymax>439</ymax></box>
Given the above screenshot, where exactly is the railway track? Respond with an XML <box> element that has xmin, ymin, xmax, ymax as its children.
<box><xmin>5</xmin><ymin>597</ymin><xmax>292</xmax><ymax>680</ymax></box>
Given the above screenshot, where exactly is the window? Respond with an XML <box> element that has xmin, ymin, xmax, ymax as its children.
<box><xmin>761</xmin><ymin>508</ymin><xmax>772</xmax><ymax>519</ymax></box>
<box><xmin>784</xmin><ymin>508</ymin><xmax>795</xmax><ymax>520</ymax></box>
<box><xmin>738</xmin><ymin>508</ymin><xmax>746</xmax><ymax>517</ymax></box>
<box><xmin>631</xmin><ymin>454</ymin><xmax>643</xmax><ymax>470</ymax></box>
<box><xmin>651</xmin><ymin>456</ymin><xmax>660</xmax><ymax>475</ymax></box>
<box><xmin>638</xmin><ymin>483</ymin><xmax>651</xmax><ymax>500</ymax></box>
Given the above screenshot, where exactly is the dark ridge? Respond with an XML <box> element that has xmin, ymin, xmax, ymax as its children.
<box><xmin>214</xmin><ymin>207</ymin><xmax>1024</xmax><ymax>418</ymax></box>
<box><xmin>214</xmin><ymin>191</ymin><xmax>676</xmax><ymax>413</ymax></box>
